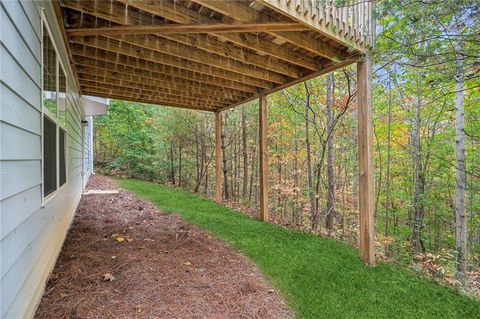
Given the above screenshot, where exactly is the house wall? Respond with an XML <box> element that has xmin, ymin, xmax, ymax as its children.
<box><xmin>0</xmin><ymin>1</ymin><xmax>90</xmax><ymax>317</ymax></box>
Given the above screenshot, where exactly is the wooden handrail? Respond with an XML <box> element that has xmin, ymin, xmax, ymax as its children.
<box><xmin>261</xmin><ymin>0</ymin><xmax>375</xmax><ymax>50</ymax></box>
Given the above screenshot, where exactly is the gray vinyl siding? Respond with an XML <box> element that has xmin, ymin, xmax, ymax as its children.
<box><xmin>0</xmin><ymin>1</ymin><xmax>88</xmax><ymax>318</ymax></box>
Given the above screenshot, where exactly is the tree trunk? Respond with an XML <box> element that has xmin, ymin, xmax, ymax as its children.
<box><xmin>249</xmin><ymin>138</ymin><xmax>257</xmax><ymax>202</ymax></box>
<box><xmin>221</xmin><ymin>126</ymin><xmax>230</xmax><ymax>200</ymax></box>
<box><xmin>242</xmin><ymin>108</ymin><xmax>248</xmax><ymax>200</ymax></box>
<box><xmin>293</xmin><ymin>137</ymin><xmax>300</xmax><ymax>225</ymax></box>
<box><xmin>232</xmin><ymin>135</ymin><xmax>237</xmax><ymax>201</ymax></box>
<box><xmin>384</xmin><ymin>79</ymin><xmax>393</xmax><ymax>258</ymax></box>
<box><xmin>178</xmin><ymin>143</ymin><xmax>183</xmax><ymax>187</ymax></box>
<box><xmin>170</xmin><ymin>142</ymin><xmax>176</xmax><ymax>185</ymax></box>
<box><xmin>304</xmin><ymin>82</ymin><xmax>317</xmax><ymax>230</ymax></box>
<box><xmin>410</xmin><ymin>73</ymin><xmax>426</xmax><ymax>252</ymax></box>
<box><xmin>454</xmin><ymin>41</ymin><xmax>467</xmax><ymax>280</ymax></box>
<box><xmin>325</xmin><ymin>73</ymin><xmax>335</xmax><ymax>232</ymax></box>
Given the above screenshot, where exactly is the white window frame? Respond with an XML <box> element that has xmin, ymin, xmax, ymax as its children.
<box><xmin>41</xmin><ymin>10</ymin><xmax>69</xmax><ymax>204</ymax></box>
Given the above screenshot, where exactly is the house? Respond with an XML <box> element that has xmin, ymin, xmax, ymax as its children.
<box><xmin>0</xmin><ymin>1</ymin><xmax>374</xmax><ymax>318</ymax></box>
<box><xmin>0</xmin><ymin>1</ymin><xmax>107</xmax><ymax>317</ymax></box>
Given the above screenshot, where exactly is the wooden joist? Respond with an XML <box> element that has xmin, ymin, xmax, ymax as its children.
<box><xmin>82</xmin><ymin>90</ymin><xmax>218</xmax><ymax>112</ymax></box>
<box><xmin>65</xmin><ymin>22</ymin><xmax>308</xmax><ymax>36</ymax></box>
<box><xmin>65</xmin><ymin>3</ymin><xmax>305</xmax><ymax>76</ymax></box>
<box><xmin>192</xmin><ymin>0</ymin><xmax>346</xmax><ymax>61</ymax></box>
<box><xmin>105</xmin><ymin>34</ymin><xmax>298</xmax><ymax>80</ymax></box>
<box><xmin>79</xmin><ymin>77</ymin><xmax>236</xmax><ymax>103</ymax></box>
<box><xmin>110</xmin><ymin>34</ymin><xmax>301</xmax><ymax>79</ymax></box>
<box><xmin>82</xmin><ymin>86</ymin><xmax>222</xmax><ymax>110</ymax></box>
<box><xmin>62</xmin><ymin>0</ymin><xmax>315</xmax><ymax>73</ymax></box>
<box><xmin>72</xmin><ymin>53</ymin><xmax>260</xmax><ymax>94</ymax></box>
<box><xmin>112</xmin><ymin>0</ymin><xmax>321</xmax><ymax>70</ymax></box>
<box><xmin>76</xmin><ymin>66</ymin><xmax>250</xmax><ymax>100</ymax></box>
<box><xmin>81</xmin><ymin>82</ymin><xmax>229</xmax><ymax>108</ymax></box>
<box><xmin>70</xmin><ymin>36</ymin><xmax>283</xmax><ymax>87</ymax></box>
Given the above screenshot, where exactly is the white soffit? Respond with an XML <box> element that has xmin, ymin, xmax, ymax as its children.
<box><xmin>81</xmin><ymin>95</ymin><xmax>109</xmax><ymax>116</ymax></box>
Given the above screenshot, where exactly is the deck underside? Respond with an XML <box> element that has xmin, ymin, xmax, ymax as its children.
<box><xmin>57</xmin><ymin>0</ymin><xmax>372</xmax><ymax>111</ymax></box>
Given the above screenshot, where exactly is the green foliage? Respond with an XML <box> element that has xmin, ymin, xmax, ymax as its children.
<box><xmin>119</xmin><ymin>179</ymin><xmax>480</xmax><ymax>319</ymax></box>
<box><xmin>94</xmin><ymin>100</ymin><xmax>165</xmax><ymax>180</ymax></box>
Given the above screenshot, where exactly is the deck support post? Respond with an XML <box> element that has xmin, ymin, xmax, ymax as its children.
<box><xmin>259</xmin><ymin>95</ymin><xmax>269</xmax><ymax>222</ymax></box>
<box><xmin>357</xmin><ymin>56</ymin><xmax>375</xmax><ymax>266</ymax></box>
<box><xmin>215</xmin><ymin>111</ymin><xmax>222</xmax><ymax>203</ymax></box>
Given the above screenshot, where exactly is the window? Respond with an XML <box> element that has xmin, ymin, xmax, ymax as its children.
<box><xmin>42</xmin><ymin>23</ymin><xmax>56</xmax><ymax>117</ymax></box>
<box><xmin>43</xmin><ymin>117</ymin><xmax>57</xmax><ymax>196</ymax></box>
<box><xmin>59</xmin><ymin>128</ymin><xmax>67</xmax><ymax>186</ymax></box>
<box><xmin>42</xmin><ymin>20</ymin><xmax>67</xmax><ymax>199</ymax></box>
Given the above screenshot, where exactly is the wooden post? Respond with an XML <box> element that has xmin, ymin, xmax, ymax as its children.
<box><xmin>215</xmin><ymin>111</ymin><xmax>222</xmax><ymax>203</ymax></box>
<box><xmin>259</xmin><ymin>95</ymin><xmax>269</xmax><ymax>222</ymax></box>
<box><xmin>357</xmin><ymin>56</ymin><xmax>375</xmax><ymax>266</ymax></box>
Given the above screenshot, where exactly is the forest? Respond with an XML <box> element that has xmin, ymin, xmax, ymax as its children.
<box><xmin>93</xmin><ymin>0</ymin><xmax>480</xmax><ymax>296</ymax></box>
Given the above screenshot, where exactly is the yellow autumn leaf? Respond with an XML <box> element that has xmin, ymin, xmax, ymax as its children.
<box><xmin>115</xmin><ymin>236</ymin><xmax>125</xmax><ymax>243</ymax></box>
<box><xmin>103</xmin><ymin>273</ymin><xmax>115</xmax><ymax>282</ymax></box>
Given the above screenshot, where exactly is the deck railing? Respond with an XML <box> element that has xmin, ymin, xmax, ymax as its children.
<box><xmin>262</xmin><ymin>0</ymin><xmax>375</xmax><ymax>50</ymax></box>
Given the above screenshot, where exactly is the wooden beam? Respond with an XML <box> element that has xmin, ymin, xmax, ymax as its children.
<box><xmin>64</xmin><ymin>4</ymin><xmax>304</xmax><ymax>77</ymax></box>
<box><xmin>192</xmin><ymin>0</ymin><xmax>346</xmax><ymax>61</ymax></box>
<box><xmin>82</xmin><ymin>86</ymin><xmax>220</xmax><ymax>110</ymax></box>
<box><xmin>259</xmin><ymin>95</ymin><xmax>269</xmax><ymax>222</ymax></box>
<box><xmin>109</xmin><ymin>34</ymin><xmax>300</xmax><ymax>79</ymax></box>
<box><xmin>70</xmin><ymin>36</ymin><xmax>280</xmax><ymax>88</ymax></box>
<box><xmin>215</xmin><ymin>111</ymin><xmax>222</xmax><ymax>202</ymax></box>
<box><xmin>82</xmin><ymin>90</ymin><xmax>218</xmax><ymax>112</ymax></box>
<box><xmin>104</xmin><ymin>34</ymin><xmax>297</xmax><ymax>81</ymax></box>
<box><xmin>357</xmin><ymin>56</ymin><xmax>375</xmax><ymax>266</ymax></box>
<box><xmin>65</xmin><ymin>22</ymin><xmax>308</xmax><ymax>36</ymax></box>
<box><xmin>76</xmin><ymin>67</ymin><xmax>249</xmax><ymax>101</ymax></box>
<box><xmin>78</xmin><ymin>76</ymin><xmax>236</xmax><ymax>103</ymax></box>
<box><xmin>110</xmin><ymin>0</ymin><xmax>320</xmax><ymax>70</ymax></box>
<box><xmin>219</xmin><ymin>57</ymin><xmax>358</xmax><ymax>112</ymax></box>
<box><xmin>62</xmin><ymin>0</ymin><xmax>315</xmax><ymax>73</ymax></box>
<box><xmin>81</xmin><ymin>82</ymin><xmax>227</xmax><ymax>108</ymax></box>
<box><xmin>73</xmin><ymin>53</ymin><xmax>259</xmax><ymax>94</ymax></box>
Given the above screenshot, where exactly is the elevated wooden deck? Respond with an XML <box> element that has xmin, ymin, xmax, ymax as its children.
<box><xmin>55</xmin><ymin>0</ymin><xmax>376</xmax><ymax>265</ymax></box>
<box><xmin>56</xmin><ymin>0</ymin><xmax>374</xmax><ymax>112</ymax></box>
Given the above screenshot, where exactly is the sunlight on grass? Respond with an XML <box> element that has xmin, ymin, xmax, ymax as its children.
<box><xmin>118</xmin><ymin>179</ymin><xmax>480</xmax><ymax>319</ymax></box>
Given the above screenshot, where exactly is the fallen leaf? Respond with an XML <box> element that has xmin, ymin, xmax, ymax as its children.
<box><xmin>115</xmin><ymin>236</ymin><xmax>125</xmax><ymax>243</ymax></box>
<box><xmin>103</xmin><ymin>273</ymin><xmax>115</xmax><ymax>282</ymax></box>
<box><xmin>184</xmin><ymin>261</ymin><xmax>192</xmax><ymax>266</ymax></box>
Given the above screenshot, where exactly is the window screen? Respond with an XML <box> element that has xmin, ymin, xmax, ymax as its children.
<box><xmin>58</xmin><ymin>67</ymin><xmax>67</xmax><ymax>128</ymax></box>
<box><xmin>43</xmin><ymin>24</ymin><xmax>57</xmax><ymax>117</ymax></box>
<box><xmin>59</xmin><ymin>128</ymin><xmax>66</xmax><ymax>186</ymax></box>
<box><xmin>44</xmin><ymin>116</ymin><xmax>57</xmax><ymax>196</ymax></box>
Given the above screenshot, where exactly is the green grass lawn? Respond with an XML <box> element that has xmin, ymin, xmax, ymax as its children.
<box><xmin>118</xmin><ymin>178</ymin><xmax>480</xmax><ymax>319</ymax></box>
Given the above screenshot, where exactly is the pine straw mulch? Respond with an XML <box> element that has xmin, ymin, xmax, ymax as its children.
<box><xmin>35</xmin><ymin>175</ymin><xmax>292</xmax><ymax>319</ymax></box>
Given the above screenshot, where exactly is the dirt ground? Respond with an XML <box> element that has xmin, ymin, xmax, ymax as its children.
<box><xmin>35</xmin><ymin>175</ymin><xmax>292</xmax><ymax>319</ymax></box>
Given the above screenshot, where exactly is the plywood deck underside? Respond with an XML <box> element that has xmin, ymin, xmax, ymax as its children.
<box><xmin>57</xmin><ymin>0</ymin><xmax>370</xmax><ymax>112</ymax></box>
